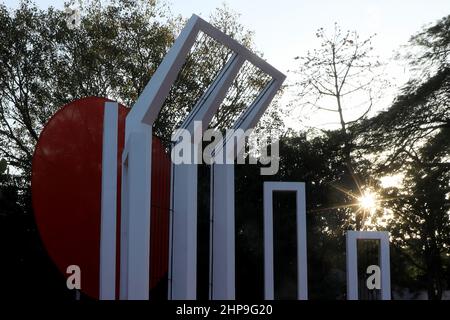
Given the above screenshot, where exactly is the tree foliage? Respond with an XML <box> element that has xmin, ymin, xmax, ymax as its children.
<box><xmin>354</xmin><ymin>14</ymin><xmax>450</xmax><ymax>299</ymax></box>
<box><xmin>0</xmin><ymin>0</ymin><xmax>281</xmax><ymax>175</ymax></box>
<box><xmin>0</xmin><ymin>0</ymin><xmax>449</xmax><ymax>301</ymax></box>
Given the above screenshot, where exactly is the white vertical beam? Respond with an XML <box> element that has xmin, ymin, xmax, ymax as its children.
<box><xmin>296</xmin><ymin>184</ymin><xmax>308</xmax><ymax>300</ymax></box>
<box><xmin>346</xmin><ymin>231</ymin><xmax>358</xmax><ymax>300</ymax></box>
<box><xmin>263</xmin><ymin>183</ymin><xmax>275</xmax><ymax>300</ymax></box>
<box><xmin>99</xmin><ymin>102</ymin><xmax>119</xmax><ymax>300</ymax></box>
<box><xmin>210</xmin><ymin>163</ymin><xmax>235</xmax><ymax>300</ymax></box>
<box><xmin>380</xmin><ymin>233</ymin><xmax>391</xmax><ymax>300</ymax></box>
<box><xmin>170</xmin><ymin>162</ymin><xmax>198</xmax><ymax>299</ymax></box>
<box><xmin>121</xmin><ymin>126</ymin><xmax>153</xmax><ymax>300</ymax></box>
<box><xmin>167</xmin><ymin>161</ymin><xmax>174</xmax><ymax>300</ymax></box>
<box><xmin>119</xmin><ymin>154</ymin><xmax>129</xmax><ymax>300</ymax></box>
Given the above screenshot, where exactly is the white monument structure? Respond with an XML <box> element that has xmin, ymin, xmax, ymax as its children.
<box><xmin>97</xmin><ymin>14</ymin><xmax>392</xmax><ymax>301</ymax></box>
<box><xmin>98</xmin><ymin>14</ymin><xmax>286</xmax><ymax>300</ymax></box>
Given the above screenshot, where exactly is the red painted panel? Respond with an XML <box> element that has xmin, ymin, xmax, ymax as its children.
<box><xmin>32</xmin><ymin>97</ymin><xmax>170</xmax><ymax>299</ymax></box>
<box><xmin>150</xmin><ymin>137</ymin><xmax>171</xmax><ymax>293</ymax></box>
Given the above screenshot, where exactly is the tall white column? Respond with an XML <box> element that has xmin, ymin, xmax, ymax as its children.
<box><xmin>120</xmin><ymin>125</ymin><xmax>152</xmax><ymax>300</ymax></box>
<box><xmin>99</xmin><ymin>102</ymin><xmax>119</xmax><ymax>300</ymax></box>
<box><xmin>210</xmin><ymin>163</ymin><xmax>235</xmax><ymax>299</ymax></box>
<box><xmin>170</xmin><ymin>162</ymin><xmax>198</xmax><ymax>299</ymax></box>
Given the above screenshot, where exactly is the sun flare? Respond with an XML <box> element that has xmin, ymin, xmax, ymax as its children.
<box><xmin>358</xmin><ymin>191</ymin><xmax>378</xmax><ymax>213</ymax></box>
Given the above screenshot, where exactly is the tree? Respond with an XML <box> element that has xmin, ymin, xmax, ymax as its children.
<box><xmin>291</xmin><ymin>24</ymin><xmax>389</xmax><ymax>230</ymax></box>
<box><xmin>0</xmin><ymin>0</ymin><xmax>283</xmax><ymax>177</ymax></box>
<box><xmin>374</xmin><ymin>129</ymin><xmax>450</xmax><ymax>299</ymax></box>
<box><xmin>234</xmin><ymin>129</ymin><xmax>381</xmax><ymax>299</ymax></box>
<box><xmin>0</xmin><ymin>0</ymin><xmax>288</xmax><ymax>299</ymax></box>
<box><xmin>0</xmin><ymin>0</ymin><xmax>174</xmax><ymax>177</ymax></box>
<box><xmin>291</xmin><ymin>23</ymin><xmax>387</xmax><ymax>163</ymax></box>
<box><xmin>354</xmin><ymin>14</ymin><xmax>450</xmax><ymax>299</ymax></box>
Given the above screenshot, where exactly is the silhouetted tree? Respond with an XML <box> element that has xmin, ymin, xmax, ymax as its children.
<box><xmin>354</xmin><ymin>14</ymin><xmax>450</xmax><ymax>299</ymax></box>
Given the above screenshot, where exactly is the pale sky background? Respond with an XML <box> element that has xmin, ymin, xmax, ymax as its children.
<box><xmin>3</xmin><ymin>0</ymin><xmax>450</xmax><ymax>129</ymax></box>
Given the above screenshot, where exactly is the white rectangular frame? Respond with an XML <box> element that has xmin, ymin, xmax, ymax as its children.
<box><xmin>346</xmin><ymin>230</ymin><xmax>391</xmax><ymax>300</ymax></box>
<box><xmin>263</xmin><ymin>182</ymin><xmax>308</xmax><ymax>300</ymax></box>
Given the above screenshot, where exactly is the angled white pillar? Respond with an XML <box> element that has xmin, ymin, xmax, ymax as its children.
<box><xmin>120</xmin><ymin>15</ymin><xmax>200</xmax><ymax>300</ymax></box>
<box><xmin>99</xmin><ymin>102</ymin><xmax>119</xmax><ymax>300</ymax></box>
<box><xmin>346</xmin><ymin>230</ymin><xmax>391</xmax><ymax>300</ymax></box>
<box><xmin>169</xmin><ymin>53</ymin><xmax>244</xmax><ymax>300</ymax></box>
<box><xmin>210</xmin><ymin>79</ymin><xmax>286</xmax><ymax>300</ymax></box>
<box><xmin>263</xmin><ymin>182</ymin><xmax>308</xmax><ymax>300</ymax></box>
<box><xmin>125</xmin><ymin>16</ymin><xmax>201</xmax><ymax>129</ymax></box>
<box><xmin>179</xmin><ymin>53</ymin><xmax>244</xmax><ymax>137</ymax></box>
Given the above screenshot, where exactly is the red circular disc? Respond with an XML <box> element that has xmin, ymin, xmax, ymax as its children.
<box><xmin>32</xmin><ymin>97</ymin><xmax>170</xmax><ymax>299</ymax></box>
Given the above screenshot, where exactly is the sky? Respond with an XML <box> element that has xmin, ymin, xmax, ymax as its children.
<box><xmin>167</xmin><ymin>0</ymin><xmax>450</xmax><ymax>73</ymax></box>
<box><xmin>5</xmin><ymin>0</ymin><xmax>446</xmax><ymax>73</ymax></box>
<box><xmin>3</xmin><ymin>0</ymin><xmax>450</xmax><ymax>129</ymax></box>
